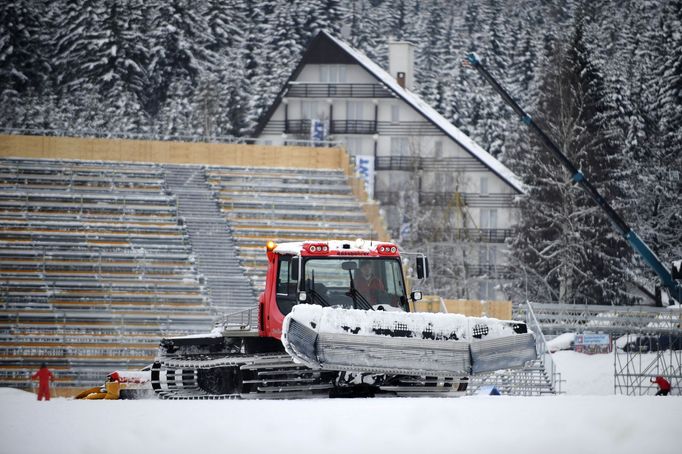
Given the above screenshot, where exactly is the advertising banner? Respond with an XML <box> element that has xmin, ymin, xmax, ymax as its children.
<box><xmin>355</xmin><ymin>154</ymin><xmax>374</xmax><ymax>199</ymax></box>
<box><xmin>575</xmin><ymin>333</ymin><xmax>612</xmax><ymax>354</ymax></box>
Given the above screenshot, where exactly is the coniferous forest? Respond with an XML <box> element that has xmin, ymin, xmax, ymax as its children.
<box><xmin>1</xmin><ymin>0</ymin><xmax>680</xmax><ymax>305</ymax></box>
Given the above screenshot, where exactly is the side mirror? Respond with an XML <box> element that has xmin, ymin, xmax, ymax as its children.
<box><xmin>411</xmin><ymin>291</ymin><xmax>423</xmax><ymax>302</ymax></box>
<box><xmin>416</xmin><ymin>256</ymin><xmax>429</xmax><ymax>279</ymax></box>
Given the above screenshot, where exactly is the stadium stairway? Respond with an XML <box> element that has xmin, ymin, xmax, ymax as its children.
<box><xmin>468</xmin><ymin>358</ymin><xmax>560</xmax><ymax>396</ymax></box>
<box><xmin>163</xmin><ymin>165</ymin><xmax>256</xmax><ymax>311</ymax></box>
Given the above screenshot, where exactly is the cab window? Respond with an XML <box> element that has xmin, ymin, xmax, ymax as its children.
<box><xmin>276</xmin><ymin>256</ymin><xmax>298</xmax><ymax>315</ymax></box>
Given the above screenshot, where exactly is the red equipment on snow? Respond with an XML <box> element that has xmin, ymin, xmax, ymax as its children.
<box><xmin>150</xmin><ymin>239</ymin><xmax>537</xmax><ymax>399</ymax></box>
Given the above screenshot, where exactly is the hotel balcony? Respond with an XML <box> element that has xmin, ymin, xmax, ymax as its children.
<box><xmin>286</xmin><ymin>82</ymin><xmax>395</xmax><ymax>98</ymax></box>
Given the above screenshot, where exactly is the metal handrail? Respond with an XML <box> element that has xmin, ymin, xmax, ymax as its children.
<box><xmin>286</xmin><ymin>82</ymin><xmax>394</xmax><ymax>98</ymax></box>
<box><xmin>525</xmin><ymin>301</ymin><xmax>561</xmax><ymax>394</ymax></box>
<box><xmin>215</xmin><ymin>306</ymin><xmax>259</xmax><ymax>331</ymax></box>
<box><xmin>373</xmin><ymin>190</ymin><xmax>514</xmax><ymax>208</ymax></box>
<box><xmin>375</xmin><ymin>155</ymin><xmax>488</xmax><ymax>172</ymax></box>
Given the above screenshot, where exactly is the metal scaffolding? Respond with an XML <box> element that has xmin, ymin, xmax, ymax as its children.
<box><xmin>515</xmin><ymin>303</ymin><xmax>681</xmax><ymax>337</ymax></box>
<box><xmin>614</xmin><ymin>330</ymin><xmax>682</xmax><ymax>396</ymax></box>
<box><xmin>468</xmin><ymin>302</ymin><xmax>563</xmax><ymax>396</ymax></box>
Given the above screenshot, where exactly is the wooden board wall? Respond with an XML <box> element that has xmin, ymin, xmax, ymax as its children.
<box><xmin>414</xmin><ymin>296</ymin><xmax>512</xmax><ymax>319</ymax></box>
<box><xmin>0</xmin><ymin>134</ymin><xmax>346</xmax><ymax>169</ymax></box>
<box><xmin>0</xmin><ymin>134</ymin><xmax>392</xmax><ymax>241</ymax></box>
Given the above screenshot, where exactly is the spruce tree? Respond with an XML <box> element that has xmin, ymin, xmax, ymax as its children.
<box><xmin>0</xmin><ymin>0</ymin><xmax>50</xmax><ymax>96</ymax></box>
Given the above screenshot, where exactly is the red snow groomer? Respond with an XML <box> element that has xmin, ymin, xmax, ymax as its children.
<box><xmin>151</xmin><ymin>239</ymin><xmax>536</xmax><ymax>399</ymax></box>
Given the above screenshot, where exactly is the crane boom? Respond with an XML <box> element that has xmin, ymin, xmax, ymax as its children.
<box><xmin>466</xmin><ymin>52</ymin><xmax>681</xmax><ymax>305</ymax></box>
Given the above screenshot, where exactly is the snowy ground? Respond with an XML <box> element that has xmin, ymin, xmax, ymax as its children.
<box><xmin>1</xmin><ymin>352</ymin><xmax>680</xmax><ymax>454</ymax></box>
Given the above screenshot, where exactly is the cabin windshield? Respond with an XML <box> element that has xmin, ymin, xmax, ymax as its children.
<box><xmin>302</xmin><ymin>257</ymin><xmax>408</xmax><ymax>311</ymax></box>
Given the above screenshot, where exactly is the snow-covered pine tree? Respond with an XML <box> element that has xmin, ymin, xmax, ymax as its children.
<box><xmin>415</xmin><ymin>1</ymin><xmax>451</xmax><ymax>113</ymax></box>
<box><xmin>0</xmin><ymin>0</ymin><xmax>50</xmax><ymax>97</ymax></box>
<box><xmin>346</xmin><ymin>0</ymin><xmax>382</xmax><ymax>55</ymax></box>
<box><xmin>296</xmin><ymin>0</ymin><xmax>344</xmax><ymax>42</ymax></box>
<box><xmin>0</xmin><ymin>0</ymin><xmax>51</xmax><ymax>129</ymax></box>
<box><xmin>508</xmin><ymin>5</ymin><xmax>632</xmax><ymax>305</ymax></box>
<box><xmin>241</xmin><ymin>0</ymin><xmax>274</xmax><ymax>126</ymax></box>
<box><xmin>206</xmin><ymin>0</ymin><xmax>244</xmax><ymax>54</ymax></box>
<box><xmin>145</xmin><ymin>1</ymin><xmax>216</xmax><ymax>118</ymax></box>
<box><xmin>644</xmin><ymin>0</ymin><xmax>682</xmax><ymax>267</ymax></box>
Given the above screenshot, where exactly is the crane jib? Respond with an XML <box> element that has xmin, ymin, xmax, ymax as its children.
<box><xmin>466</xmin><ymin>52</ymin><xmax>681</xmax><ymax>303</ymax></box>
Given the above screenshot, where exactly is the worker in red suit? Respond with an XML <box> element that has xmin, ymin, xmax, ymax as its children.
<box><xmin>31</xmin><ymin>363</ymin><xmax>54</xmax><ymax>401</ymax></box>
<box><xmin>651</xmin><ymin>376</ymin><xmax>671</xmax><ymax>396</ymax></box>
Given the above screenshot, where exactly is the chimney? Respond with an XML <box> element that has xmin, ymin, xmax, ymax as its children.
<box><xmin>388</xmin><ymin>39</ymin><xmax>415</xmax><ymax>91</ymax></box>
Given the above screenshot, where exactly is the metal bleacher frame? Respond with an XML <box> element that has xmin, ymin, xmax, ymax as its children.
<box><xmin>206</xmin><ymin>165</ymin><xmax>375</xmax><ymax>292</ymax></box>
<box><xmin>0</xmin><ymin>158</ymin><xmax>215</xmax><ymax>391</ymax></box>
<box><xmin>468</xmin><ymin>302</ymin><xmax>563</xmax><ymax>396</ymax></box>
<box><xmin>512</xmin><ymin>302</ymin><xmax>682</xmax><ymax>396</ymax></box>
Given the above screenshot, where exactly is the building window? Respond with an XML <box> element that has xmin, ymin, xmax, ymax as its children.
<box><xmin>434</xmin><ymin>140</ymin><xmax>443</xmax><ymax>158</ymax></box>
<box><xmin>346</xmin><ymin>137</ymin><xmax>363</xmax><ymax>155</ymax></box>
<box><xmin>390</xmin><ymin>137</ymin><xmax>409</xmax><ymax>156</ymax></box>
<box><xmin>480</xmin><ymin>176</ymin><xmax>489</xmax><ymax>196</ymax></box>
<box><xmin>479</xmin><ymin>209</ymin><xmax>498</xmax><ymax>229</ymax></box>
<box><xmin>391</xmin><ymin>105</ymin><xmax>400</xmax><ymax>123</ymax></box>
<box><xmin>478</xmin><ymin>280</ymin><xmax>496</xmax><ymax>300</ymax></box>
<box><xmin>346</xmin><ymin>101</ymin><xmax>365</xmax><ymax>120</ymax></box>
<box><xmin>320</xmin><ymin>65</ymin><xmax>347</xmax><ymax>83</ymax></box>
<box><xmin>479</xmin><ymin>245</ymin><xmax>497</xmax><ymax>265</ymax></box>
<box><xmin>434</xmin><ymin>172</ymin><xmax>444</xmax><ymax>190</ymax></box>
<box><xmin>301</xmin><ymin>101</ymin><xmax>319</xmax><ymax>120</ymax></box>
<box><xmin>433</xmin><ymin>172</ymin><xmax>454</xmax><ymax>191</ymax></box>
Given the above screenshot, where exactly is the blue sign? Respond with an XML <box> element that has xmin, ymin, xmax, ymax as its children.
<box><xmin>311</xmin><ymin>119</ymin><xmax>325</xmax><ymax>144</ymax></box>
<box><xmin>354</xmin><ymin>155</ymin><xmax>374</xmax><ymax>198</ymax></box>
<box><xmin>575</xmin><ymin>334</ymin><xmax>612</xmax><ymax>354</ymax></box>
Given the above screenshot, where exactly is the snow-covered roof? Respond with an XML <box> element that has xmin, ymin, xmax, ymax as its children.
<box><xmin>320</xmin><ymin>32</ymin><xmax>524</xmax><ymax>193</ymax></box>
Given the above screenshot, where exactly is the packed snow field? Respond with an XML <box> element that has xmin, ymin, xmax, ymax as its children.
<box><xmin>1</xmin><ymin>352</ymin><xmax>679</xmax><ymax>454</ymax></box>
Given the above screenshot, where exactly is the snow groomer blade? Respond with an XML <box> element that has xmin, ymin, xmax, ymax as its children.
<box><xmin>281</xmin><ymin>305</ymin><xmax>537</xmax><ymax>377</ymax></box>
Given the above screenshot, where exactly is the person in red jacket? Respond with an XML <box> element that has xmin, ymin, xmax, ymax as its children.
<box><xmin>651</xmin><ymin>376</ymin><xmax>671</xmax><ymax>396</ymax></box>
<box><xmin>354</xmin><ymin>260</ymin><xmax>385</xmax><ymax>305</ymax></box>
<box><xmin>31</xmin><ymin>363</ymin><xmax>54</xmax><ymax>401</ymax></box>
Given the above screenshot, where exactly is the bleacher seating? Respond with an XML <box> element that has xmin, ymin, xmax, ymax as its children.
<box><xmin>206</xmin><ymin>166</ymin><xmax>374</xmax><ymax>290</ymax></box>
<box><xmin>0</xmin><ymin>158</ymin><xmax>214</xmax><ymax>390</ymax></box>
<box><xmin>0</xmin><ymin>157</ymin><xmax>379</xmax><ymax>393</ymax></box>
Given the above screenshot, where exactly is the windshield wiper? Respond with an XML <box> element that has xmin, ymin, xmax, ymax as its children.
<box><xmin>308</xmin><ymin>288</ymin><xmax>331</xmax><ymax>307</ymax></box>
<box><xmin>347</xmin><ymin>270</ymin><xmax>374</xmax><ymax>311</ymax></box>
<box><xmin>307</xmin><ymin>270</ymin><xmax>330</xmax><ymax>307</ymax></box>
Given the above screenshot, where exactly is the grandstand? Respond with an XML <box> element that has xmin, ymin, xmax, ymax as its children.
<box><xmin>207</xmin><ymin>166</ymin><xmax>377</xmax><ymax>291</ymax></box>
<box><xmin>0</xmin><ymin>135</ymin><xmax>383</xmax><ymax>394</ymax></box>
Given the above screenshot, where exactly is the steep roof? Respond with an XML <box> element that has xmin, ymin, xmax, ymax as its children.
<box><xmin>255</xmin><ymin>31</ymin><xmax>524</xmax><ymax>194</ymax></box>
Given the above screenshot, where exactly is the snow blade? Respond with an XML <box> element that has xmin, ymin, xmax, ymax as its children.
<box><xmin>281</xmin><ymin>305</ymin><xmax>537</xmax><ymax>376</ymax></box>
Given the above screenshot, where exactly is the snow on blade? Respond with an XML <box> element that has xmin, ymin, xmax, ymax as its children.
<box><xmin>281</xmin><ymin>305</ymin><xmax>537</xmax><ymax>375</ymax></box>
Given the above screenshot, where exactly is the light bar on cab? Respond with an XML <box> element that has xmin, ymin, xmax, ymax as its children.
<box><xmin>376</xmin><ymin>244</ymin><xmax>398</xmax><ymax>255</ymax></box>
<box><xmin>306</xmin><ymin>242</ymin><xmax>329</xmax><ymax>254</ymax></box>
